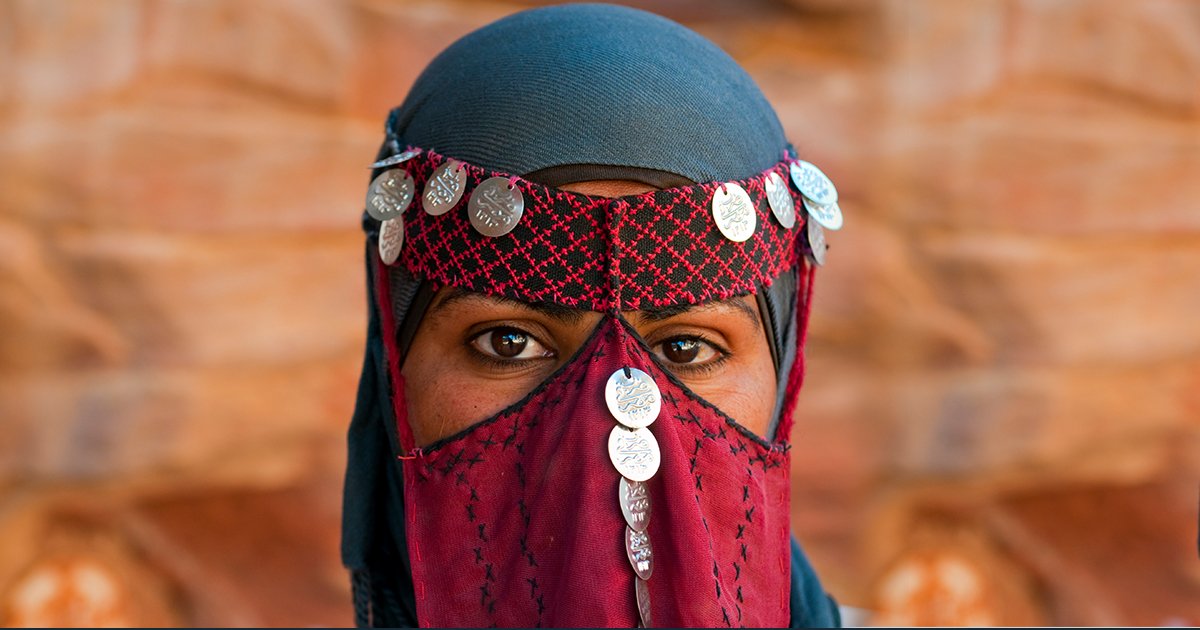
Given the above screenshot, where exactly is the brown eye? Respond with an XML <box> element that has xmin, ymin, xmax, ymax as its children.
<box><xmin>492</xmin><ymin>329</ymin><xmax>527</xmax><ymax>358</ymax></box>
<box><xmin>471</xmin><ymin>327</ymin><xmax>552</xmax><ymax>360</ymax></box>
<box><xmin>663</xmin><ymin>338</ymin><xmax>701</xmax><ymax>363</ymax></box>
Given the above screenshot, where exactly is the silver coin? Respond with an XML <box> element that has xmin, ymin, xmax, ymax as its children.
<box><xmin>635</xmin><ymin>577</ymin><xmax>652</xmax><ymax>627</ymax></box>
<box><xmin>625</xmin><ymin>525</ymin><xmax>654</xmax><ymax>580</ymax></box>
<box><xmin>711</xmin><ymin>182</ymin><xmax>756</xmax><ymax>243</ymax></box>
<box><xmin>763</xmin><ymin>171</ymin><xmax>796</xmax><ymax>229</ymax></box>
<box><xmin>608</xmin><ymin>426</ymin><xmax>661</xmax><ymax>482</ymax></box>
<box><xmin>619</xmin><ymin>477</ymin><xmax>651</xmax><ymax>532</ymax></box>
<box><xmin>468</xmin><ymin>177</ymin><xmax>524</xmax><ymax>237</ymax></box>
<box><xmin>805</xmin><ymin>214</ymin><xmax>826</xmax><ymax>267</ymax></box>
<box><xmin>801</xmin><ymin>195</ymin><xmax>843</xmax><ymax>231</ymax></box>
<box><xmin>370</xmin><ymin>148</ymin><xmax>422</xmax><ymax>169</ymax></box>
<box><xmin>789</xmin><ymin>160</ymin><xmax>837</xmax><ymax>205</ymax></box>
<box><xmin>423</xmin><ymin>160</ymin><xmax>467</xmax><ymax>216</ymax></box>
<box><xmin>366</xmin><ymin>169</ymin><xmax>415</xmax><ymax>222</ymax></box>
<box><xmin>378</xmin><ymin>217</ymin><xmax>404</xmax><ymax>265</ymax></box>
<box><xmin>605</xmin><ymin>368</ymin><xmax>661</xmax><ymax>429</ymax></box>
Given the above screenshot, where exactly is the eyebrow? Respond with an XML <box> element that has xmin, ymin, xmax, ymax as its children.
<box><xmin>634</xmin><ymin>298</ymin><xmax>762</xmax><ymax>331</ymax></box>
<box><xmin>427</xmin><ymin>286</ymin><xmax>589</xmax><ymax>325</ymax></box>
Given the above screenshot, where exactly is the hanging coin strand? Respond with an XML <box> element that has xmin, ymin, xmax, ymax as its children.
<box><xmin>788</xmin><ymin>160</ymin><xmax>841</xmax><ymax>267</ymax></box>
<box><xmin>605</xmin><ymin>367</ymin><xmax>662</xmax><ymax>627</ymax></box>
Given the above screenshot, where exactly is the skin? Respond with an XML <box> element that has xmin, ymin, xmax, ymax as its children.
<box><xmin>401</xmin><ymin>180</ymin><xmax>778</xmax><ymax>446</ymax></box>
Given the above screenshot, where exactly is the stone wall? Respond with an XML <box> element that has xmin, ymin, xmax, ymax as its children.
<box><xmin>1</xmin><ymin>0</ymin><xmax>1197</xmax><ymax>625</ymax></box>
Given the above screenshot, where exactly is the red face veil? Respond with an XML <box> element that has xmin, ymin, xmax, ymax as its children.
<box><xmin>365</xmin><ymin>150</ymin><xmax>824</xmax><ymax>627</ymax></box>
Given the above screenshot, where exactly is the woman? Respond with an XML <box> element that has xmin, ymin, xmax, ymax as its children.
<box><xmin>341</xmin><ymin>4</ymin><xmax>843</xmax><ymax>627</ymax></box>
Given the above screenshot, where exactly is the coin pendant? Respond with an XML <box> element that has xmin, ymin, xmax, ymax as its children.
<box><xmin>764</xmin><ymin>171</ymin><xmax>796</xmax><ymax>229</ymax></box>
<box><xmin>625</xmin><ymin>525</ymin><xmax>654</xmax><ymax>580</ymax></box>
<box><xmin>366</xmin><ymin>169</ymin><xmax>415</xmax><ymax>221</ymax></box>
<box><xmin>608</xmin><ymin>426</ymin><xmax>661</xmax><ymax>482</ymax></box>
<box><xmin>423</xmin><ymin>160</ymin><xmax>467</xmax><ymax>216</ymax></box>
<box><xmin>605</xmin><ymin>368</ymin><xmax>661</xmax><ymax>429</ymax></box>
<box><xmin>635</xmin><ymin>577</ymin><xmax>652</xmax><ymax>628</ymax></box>
<box><xmin>711</xmin><ymin>182</ymin><xmax>756</xmax><ymax>242</ymax></box>
<box><xmin>804</xmin><ymin>215</ymin><xmax>826</xmax><ymax>267</ymax></box>
<box><xmin>468</xmin><ymin>177</ymin><xmax>524</xmax><ymax>237</ymax></box>
<box><xmin>801</xmin><ymin>195</ymin><xmax>843</xmax><ymax>231</ymax></box>
<box><xmin>370</xmin><ymin>148</ymin><xmax>422</xmax><ymax>169</ymax></box>
<box><xmin>619</xmin><ymin>477</ymin><xmax>652</xmax><ymax>532</ymax></box>
<box><xmin>378</xmin><ymin>218</ymin><xmax>404</xmax><ymax>265</ymax></box>
<box><xmin>789</xmin><ymin>160</ymin><xmax>838</xmax><ymax>205</ymax></box>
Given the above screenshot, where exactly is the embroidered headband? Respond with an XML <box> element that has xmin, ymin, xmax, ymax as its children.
<box><xmin>363</xmin><ymin>147</ymin><xmax>840</xmax><ymax>312</ymax></box>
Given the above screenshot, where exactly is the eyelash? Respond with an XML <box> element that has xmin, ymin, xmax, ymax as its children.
<box><xmin>465</xmin><ymin>326</ymin><xmax>553</xmax><ymax>371</ymax></box>
<box><xmin>654</xmin><ymin>334</ymin><xmax>731</xmax><ymax>375</ymax></box>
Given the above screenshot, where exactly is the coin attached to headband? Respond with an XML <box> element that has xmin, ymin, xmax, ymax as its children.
<box><xmin>764</xmin><ymin>171</ymin><xmax>796</xmax><ymax>229</ymax></box>
<box><xmin>378</xmin><ymin>217</ymin><xmax>404</xmax><ymax>265</ymax></box>
<box><xmin>366</xmin><ymin>169</ymin><xmax>415</xmax><ymax>222</ymax></box>
<box><xmin>370</xmin><ymin>148</ymin><xmax>422</xmax><ymax>169</ymax></box>
<box><xmin>424</xmin><ymin>159</ymin><xmax>467</xmax><ymax>216</ymax></box>
<box><xmin>789</xmin><ymin>160</ymin><xmax>838</xmax><ymax>206</ymax></box>
<box><xmin>468</xmin><ymin>177</ymin><xmax>524</xmax><ymax>237</ymax></box>
<box><xmin>804</xmin><ymin>215</ymin><xmax>826</xmax><ymax>267</ymax></box>
<box><xmin>802</xmin><ymin>196</ymin><xmax>843</xmax><ymax>231</ymax></box>
<box><xmin>712</xmin><ymin>182</ymin><xmax>756</xmax><ymax>242</ymax></box>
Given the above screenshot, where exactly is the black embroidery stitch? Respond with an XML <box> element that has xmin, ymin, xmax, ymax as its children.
<box><xmin>474</xmin><ymin>547</ymin><xmax>483</xmax><ymax>564</ymax></box>
<box><xmin>736</xmin><ymin>524</ymin><xmax>745</xmax><ymax>539</ymax></box>
<box><xmin>467</xmin><ymin>504</ymin><xmax>476</xmax><ymax>522</ymax></box>
<box><xmin>745</xmin><ymin>506</ymin><xmax>755</xmax><ymax>523</ymax></box>
<box><xmin>740</xmin><ymin>544</ymin><xmax>747</xmax><ymax>561</ymax></box>
<box><xmin>455</xmin><ymin>471</ymin><xmax>468</xmax><ymax>486</ymax></box>
<box><xmin>467</xmin><ymin>452</ymin><xmax>485</xmax><ymax>468</ymax></box>
<box><xmin>526</xmin><ymin>577</ymin><xmax>538</xmax><ymax>598</ymax></box>
<box><xmin>478</xmin><ymin>523</ymin><xmax>488</xmax><ymax>542</ymax></box>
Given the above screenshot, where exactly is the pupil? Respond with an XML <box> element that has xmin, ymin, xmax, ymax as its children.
<box><xmin>492</xmin><ymin>330</ymin><xmax>528</xmax><ymax>358</ymax></box>
<box><xmin>663</xmin><ymin>339</ymin><xmax>700</xmax><ymax>364</ymax></box>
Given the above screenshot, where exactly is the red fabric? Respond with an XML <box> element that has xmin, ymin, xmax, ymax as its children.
<box><xmin>394</xmin><ymin>317</ymin><xmax>791</xmax><ymax>627</ymax></box>
<box><xmin>396</xmin><ymin>150</ymin><xmax>802</xmax><ymax>311</ymax></box>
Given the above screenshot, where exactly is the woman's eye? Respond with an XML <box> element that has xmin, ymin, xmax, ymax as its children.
<box><xmin>656</xmin><ymin>337</ymin><xmax>719</xmax><ymax>365</ymax></box>
<box><xmin>471</xmin><ymin>328</ymin><xmax>552</xmax><ymax>360</ymax></box>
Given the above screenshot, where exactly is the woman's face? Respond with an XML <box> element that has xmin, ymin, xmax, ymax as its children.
<box><xmin>400</xmin><ymin>181</ymin><xmax>779</xmax><ymax>446</ymax></box>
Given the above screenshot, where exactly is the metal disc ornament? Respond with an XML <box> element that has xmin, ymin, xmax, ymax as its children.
<box><xmin>711</xmin><ymin>182</ymin><xmax>756</xmax><ymax>242</ymax></box>
<box><xmin>764</xmin><ymin>171</ymin><xmax>796</xmax><ymax>229</ymax></box>
<box><xmin>801</xmin><ymin>195</ymin><xmax>843</xmax><ymax>231</ymax></box>
<box><xmin>608</xmin><ymin>426</ymin><xmax>661</xmax><ymax>482</ymax></box>
<box><xmin>378</xmin><ymin>217</ymin><xmax>404</xmax><ymax>265</ymax></box>
<box><xmin>366</xmin><ymin>169</ymin><xmax>415</xmax><ymax>221</ymax></box>
<box><xmin>468</xmin><ymin>177</ymin><xmax>524</xmax><ymax>237</ymax></box>
<box><xmin>423</xmin><ymin>160</ymin><xmax>467</xmax><ymax>216</ymax></box>
<box><xmin>625</xmin><ymin>525</ymin><xmax>654</xmax><ymax>580</ymax></box>
<box><xmin>635</xmin><ymin>577</ymin><xmax>652</xmax><ymax>628</ymax></box>
<box><xmin>619</xmin><ymin>477</ymin><xmax>651</xmax><ymax>532</ymax></box>
<box><xmin>789</xmin><ymin>160</ymin><xmax>838</xmax><ymax>206</ymax></box>
<box><xmin>605</xmin><ymin>368</ymin><xmax>661</xmax><ymax>429</ymax></box>
<box><xmin>370</xmin><ymin>148</ymin><xmax>422</xmax><ymax>169</ymax></box>
<box><xmin>804</xmin><ymin>215</ymin><xmax>826</xmax><ymax>267</ymax></box>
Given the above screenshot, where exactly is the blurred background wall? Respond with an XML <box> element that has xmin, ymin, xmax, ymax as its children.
<box><xmin>0</xmin><ymin>0</ymin><xmax>1198</xmax><ymax>626</ymax></box>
